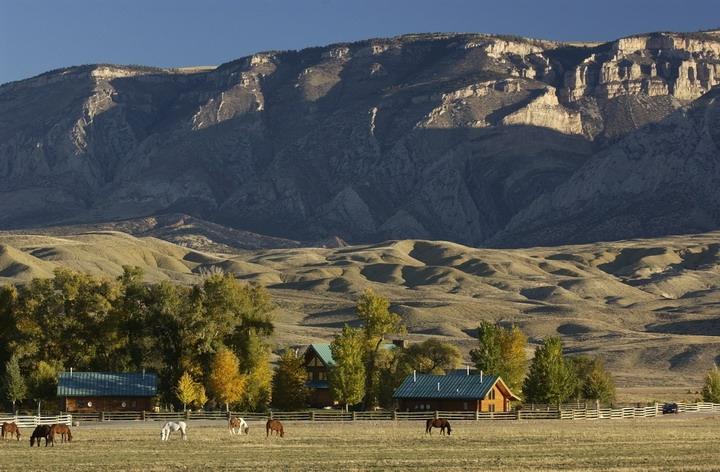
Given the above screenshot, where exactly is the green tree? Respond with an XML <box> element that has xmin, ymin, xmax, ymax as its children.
<box><xmin>582</xmin><ymin>358</ymin><xmax>615</xmax><ymax>405</ymax></box>
<box><xmin>356</xmin><ymin>290</ymin><xmax>405</xmax><ymax>408</ymax></box>
<box><xmin>329</xmin><ymin>325</ymin><xmax>366</xmax><ymax>411</ymax></box>
<box><xmin>3</xmin><ymin>356</ymin><xmax>27</xmax><ymax>411</ymax></box>
<box><xmin>470</xmin><ymin>322</ymin><xmax>528</xmax><ymax>392</ymax></box>
<box><xmin>400</xmin><ymin>339</ymin><xmax>462</xmax><ymax>374</ymax></box>
<box><xmin>271</xmin><ymin>349</ymin><xmax>308</xmax><ymax>411</ymax></box>
<box><xmin>523</xmin><ymin>337</ymin><xmax>576</xmax><ymax>406</ymax></box>
<box><xmin>702</xmin><ymin>365</ymin><xmax>720</xmax><ymax>403</ymax></box>
<box><xmin>29</xmin><ymin>360</ymin><xmax>61</xmax><ymax>403</ymax></box>
<box><xmin>239</xmin><ymin>330</ymin><xmax>272</xmax><ymax>411</ymax></box>
<box><xmin>209</xmin><ymin>349</ymin><xmax>245</xmax><ymax>412</ymax></box>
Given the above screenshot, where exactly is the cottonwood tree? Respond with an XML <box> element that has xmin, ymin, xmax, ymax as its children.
<box><xmin>3</xmin><ymin>356</ymin><xmax>27</xmax><ymax>411</ymax></box>
<box><xmin>271</xmin><ymin>349</ymin><xmax>308</xmax><ymax>411</ymax></box>
<box><xmin>702</xmin><ymin>365</ymin><xmax>720</xmax><ymax>402</ymax></box>
<box><xmin>356</xmin><ymin>290</ymin><xmax>405</xmax><ymax>408</ymax></box>
<box><xmin>176</xmin><ymin>371</ymin><xmax>206</xmax><ymax>411</ymax></box>
<box><xmin>329</xmin><ymin>325</ymin><xmax>366</xmax><ymax>411</ymax></box>
<box><xmin>400</xmin><ymin>339</ymin><xmax>462</xmax><ymax>374</ymax></box>
<box><xmin>209</xmin><ymin>350</ymin><xmax>245</xmax><ymax>412</ymax></box>
<box><xmin>569</xmin><ymin>356</ymin><xmax>615</xmax><ymax>406</ymax></box>
<box><xmin>523</xmin><ymin>337</ymin><xmax>576</xmax><ymax>406</ymax></box>
<box><xmin>471</xmin><ymin>322</ymin><xmax>528</xmax><ymax>391</ymax></box>
<box><xmin>239</xmin><ymin>330</ymin><xmax>273</xmax><ymax>411</ymax></box>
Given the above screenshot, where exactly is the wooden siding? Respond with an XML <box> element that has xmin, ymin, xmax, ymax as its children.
<box><xmin>63</xmin><ymin>396</ymin><xmax>154</xmax><ymax>412</ymax></box>
<box><xmin>398</xmin><ymin>384</ymin><xmax>514</xmax><ymax>412</ymax></box>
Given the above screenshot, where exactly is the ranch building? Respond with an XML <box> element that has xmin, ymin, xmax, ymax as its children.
<box><xmin>393</xmin><ymin>371</ymin><xmax>520</xmax><ymax>412</ymax></box>
<box><xmin>304</xmin><ymin>340</ymin><xmax>407</xmax><ymax>408</ymax></box>
<box><xmin>57</xmin><ymin>371</ymin><xmax>158</xmax><ymax>412</ymax></box>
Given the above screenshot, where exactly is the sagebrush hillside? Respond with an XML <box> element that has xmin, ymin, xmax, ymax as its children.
<box><xmin>3</xmin><ymin>230</ymin><xmax>720</xmax><ymax>389</ymax></box>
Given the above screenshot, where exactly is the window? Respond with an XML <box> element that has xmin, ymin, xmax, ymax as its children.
<box><xmin>318</xmin><ymin>371</ymin><xmax>328</xmax><ymax>381</ymax></box>
<box><xmin>489</xmin><ymin>404</ymin><xmax>495</xmax><ymax>412</ymax></box>
<box><xmin>488</xmin><ymin>389</ymin><xmax>496</xmax><ymax>400</ymax></box>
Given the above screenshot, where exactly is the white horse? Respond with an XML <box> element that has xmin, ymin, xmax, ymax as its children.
<box><xmin>229</xmin><ymin>416</ymin><xmax>249</xmax><ymax>435</ymax></box>
<box><xmin>160</xmin><ymin>421</ymin><xmax>187</xmax><ymax>441</ymax></box>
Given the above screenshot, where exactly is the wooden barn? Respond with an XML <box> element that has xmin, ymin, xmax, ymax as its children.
<box><xmin>393</xmin><ymin>372</ymin><xmax>520</xmax><ymax>412</ymax></box>
<box><xmin>57</xmin><ymin>371</ymin><xmax>158</xmax><ymax>412</ymax></box>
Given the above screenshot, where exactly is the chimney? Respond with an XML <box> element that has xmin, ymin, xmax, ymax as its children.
<box><xmin>413</xmin><ymin>370</ymin><xmax>417</xmax><ymax>382</ymax></box>
<box><xmin>480</xmin><ymin>370</ymin><xmax>483</xmax><ymax>382</ymax></box>
<box><xmin>69</xmin><ymin>367</ymin><xmax>73</xmax><ymax>377</ymax></box>
<box><xmin>437</xmin><ymin>382</ymin><xmax>440</xmax><ymax>392</ymax></box>
<box><xmin>392</xmin><ymin>339</ymin><xmax>408</xmax><ymax>349</ymax></box>
<box><xmin>466</xmin><ymin>365</ymin><xmax>470</xmax><ymax>376</ymax></box>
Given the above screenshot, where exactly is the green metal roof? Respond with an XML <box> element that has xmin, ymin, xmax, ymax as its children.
<box><xmin>393</xmin><ymin>373</ymin><xmax>499</xmax><ymax>400</ymax></box>
<box><xmin>57</xmin><ymin>372</ymin><xmax>157</xmax><ymax>397</ymax></box>
<box><xmin>308</xmin><ymin>344</ymin><xmax>335</xmax><ymax>366</ymax></box>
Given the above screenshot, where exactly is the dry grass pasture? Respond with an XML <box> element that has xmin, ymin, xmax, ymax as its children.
<box><xmin>3</xmin><ymin>229</ymin><xmax>720</xmax><ymax>396</ymax></box>
<box><xmin>1</xmin><ymin>417</ymin><xmax>719</xmax><ymax>471</ymax></box>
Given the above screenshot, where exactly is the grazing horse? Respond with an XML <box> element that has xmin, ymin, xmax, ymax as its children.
<box><xmin>30</xmin><ymin>425</ymin><xmax>52</xmax><ymax>447</ymax></box>
<box><xmin>1</xmin><ymin>422</ymin><xmax>20</xmax><ymax>441</ymax></box>
<box><xmin>265</xmin><ymin>419</ymin><xmax>284</xmax><ymax>438</ymax></box>
<box><xmin>49</xmin><ymin>424</ymin><xmax>72</xmax><ymax>444</ymax></box>
<box><xmin>425</xmin><ymin>418</ymin><xmax>452</xmax><ymax>436</ymax></box>
<box><xmin>229</xmin><ymin>416</ymin><xmax>249</xmax><ymax>435</ymax></box>
<box><xmin>160</xmin><ymin>421</ymin><xmax>187</xmax><ymax>441</ymax></box>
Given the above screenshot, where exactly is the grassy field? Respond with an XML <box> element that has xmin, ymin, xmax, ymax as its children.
<box><xmin>1</xmin><ymin>415</ymin><xmax>719</xmax><ymax>471</ymax></box>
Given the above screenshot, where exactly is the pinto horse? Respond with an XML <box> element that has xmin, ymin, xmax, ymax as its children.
<box><xmin>49</xmin><ymin>424</ymin><xmax>72</xmax><ymax>445</ymax></box>
<box><xmin>160</xmin><ymin>421</ymin><xmax>187</xmax><ymax>441</ymax></box>
<box><xmin>265</xmin><ymin>419</ymin><xmax>284</xmax><ymax>438</ymax></box>
<box><xmin>425</xmin><ymin>418</ymin><xmax>452</xmax><ymax>436</ymax></box>
<box><xmin>1</xmin><ymin>422</ymin><xmax>20</xmax><ymax>441</ymax></box>
<box><xmin>229</xmin><ymin>416</ymin><xmax>249</xmax><ymax>435</ymax></box>
<box><xmin>30</xmin><ymin>425</ymin><xmax>52</xmax><ymax>447</ymax></box>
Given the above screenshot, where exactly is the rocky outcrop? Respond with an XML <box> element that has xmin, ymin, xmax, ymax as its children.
<box><xmin>1</xmin><ymin>31</ymin><xmax>720</xmax><ymax>247</ymax></box>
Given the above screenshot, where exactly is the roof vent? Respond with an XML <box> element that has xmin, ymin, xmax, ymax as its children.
<box><xmin>437</xmin><ymin>382</ymin><xmax>440</xmax><ymax>392</ymax></box>
<box><xmin>413</xmin><ymin>370</ymin><xmax>416</xmax><ymax>382</ymax></box>
<box><xmin>480</xmin><ymin>370</ymin><xmax>483</xmax><ymax>382</ymax></box>
<box><xmin>70</xmin><ymin>367</ymin><xmax>73</xmax><ymax>377</ymax></box>
<box><xmin>466</xmin><ymin>365</ymin><xmax>470</xmax><ymax>376</ymax></box>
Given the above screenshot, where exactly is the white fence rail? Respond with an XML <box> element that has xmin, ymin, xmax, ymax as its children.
<box><xmin>0</xmin><ymin>414</ymin><xmax>72</xmax><ymax>428</ymax></box>
<box><xmin>3</xmin><ymin>403</ymin><xmax>719</xmax><ymax>426</ymax></box>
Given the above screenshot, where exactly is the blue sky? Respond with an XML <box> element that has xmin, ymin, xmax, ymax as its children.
<box><xmin>1</xmin><ymin>0</ymin><xmax>719</xmax><ymax>85</ymax></box>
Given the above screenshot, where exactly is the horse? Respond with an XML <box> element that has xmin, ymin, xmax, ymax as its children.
<box><xmin>1</xmin><ymin>422</ymin><xmax>20</xmax><ymax>441</ymax></box>
<box><xmin>229</xmin><ymin>416</ymin><xmax>249</xmax><ymax>435</ymax></box>
<box><xmin>425</xmin><ymin>418</ymin><xmax>452</xmax><ymax>436</ymax></box>
<box><xmin>265</xmin><ymin>419</ymin><xmax>284</xmax><ymax>438</ymax></box>
<box><xmin>30</xmin><ymin>425</ymin><xmax>52</xmax><ymax>447</ymax></box>
<box><xmin>160</xmin><ymin>421</ymin><xmax>187</xmax><ymax>441</ymax></box>
<box><xmin>49</xmin><ymin>424</ymin><xmax>72</xmax><ymax>444</ymax></box>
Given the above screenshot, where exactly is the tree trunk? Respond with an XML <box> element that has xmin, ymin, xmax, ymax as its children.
<box><xmin>362</xmin><ymin>339</ymin><xmax>383</xmax><ymax>410</ymax></box>
<box><xmin>225</xmin><ymin>402</ymin><xmax>229</xmax><ymax>412</ymax></box>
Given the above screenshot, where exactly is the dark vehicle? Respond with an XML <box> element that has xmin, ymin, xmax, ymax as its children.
<box><xmin>662</xmin><ymin>403</ymin><xmax>679</xmax><ymax>414</ymax></box>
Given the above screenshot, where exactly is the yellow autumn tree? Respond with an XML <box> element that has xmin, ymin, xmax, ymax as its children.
<box><xmin>209</xmin><ymin>349</ymin><xmax>245</xmax><ymax>411</ymax></box>
<box><xmin>175</xmin><ymin>371</ymin><xmax>207</xmax><ymax>411</ymax></box>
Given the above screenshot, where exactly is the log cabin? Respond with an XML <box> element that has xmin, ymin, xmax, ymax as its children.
<box><xmin>57</xmin><ymin>371</ymin><xmax>157</xmax><ymax>412</ymax></box>
<box><xmin>393</xmin><ymin>371</ymin><xmax>520</xmax><ymax>412</ymax></box>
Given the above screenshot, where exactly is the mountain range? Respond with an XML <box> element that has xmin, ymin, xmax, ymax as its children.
<box><xmin>3</xmin><ymin>30</ymin><xmax>720</xmax><ymax>246</ymax></box>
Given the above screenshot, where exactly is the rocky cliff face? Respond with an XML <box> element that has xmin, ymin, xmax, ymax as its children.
<box><xmin>1</xmin><ymin>31</ymin><xmax>720</xmax><ymax>246</ymax></box>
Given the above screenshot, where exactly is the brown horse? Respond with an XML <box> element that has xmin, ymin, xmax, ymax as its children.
<box><xmin>49</xmin><ymin>424</ymin><xmax>72</xmax><ymax>445</ymax></box>
<box><xmin>30</xmin><ymin>425</ymin><xmax>52</xmax><ymax>447</ymax></box>
<box><xmin>425</xmin><ymin>418</ymin><xmax>452</xmax><ymax>436</ymax></box>
<box><xmin>266</xmin><ymin>419</ymin><xmax>284</xmax><ymax>438</ymax></box>
<box><xmin>1</xmin><ymin>422</ymin><xmax>21</xmax><ymax>441</ymax></box>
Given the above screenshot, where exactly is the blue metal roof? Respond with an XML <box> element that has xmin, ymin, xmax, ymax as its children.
<box><xmin>57</xmin><ymin>372</ymin><xmax>157</xmax><ymax>397</ymax></box>
<box><xmin>393</xmin><ymin>373</ymin><xmax>500</xmax><ymax>400</ymax></box>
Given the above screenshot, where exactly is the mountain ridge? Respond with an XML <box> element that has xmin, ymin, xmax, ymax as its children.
<box><xmin>2</xmin><ymin>30</ymin><xmax>720</xmax><ymax>246</ymax></box>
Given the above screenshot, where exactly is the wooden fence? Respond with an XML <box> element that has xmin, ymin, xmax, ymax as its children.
<box><xmin>6</xmin><ymin>402</ymin><xmax>719</xmax><ymax>425</ymax></box>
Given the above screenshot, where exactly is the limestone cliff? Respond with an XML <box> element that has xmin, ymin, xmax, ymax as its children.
<box><xmin>1</xmin><ymin>31</ymin><xmax>719</xmax><ymax>246</ymax></box>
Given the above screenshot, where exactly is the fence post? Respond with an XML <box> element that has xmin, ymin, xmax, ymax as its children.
<box><xmin>269</xmin><ymin>410</ymin><xmax>274</xmax><ymax>420</ymax></box>
<box><xmin>185</xmin><ymin>410</ymin><xmax>190</xmax><ymax>421</ymax></box>
<box><xmin>311</xmin><ymin>411</ymin><xmax>315</xmax><ymax>422</ymax></box>
<box><xmin>475</xmin><ymin>409</ymin><xmax>479</xmax><ymax>421</ymax></box>
<box><xmin>392</xmin><ymin>410</ymin><xmax>397</xmax><ymax>421</ymax></box>
<box><xmin>434</xmin><ymin>410</ymin><xmax>439</xmax><ymax>420</ymax></box>
<box><xmin>141</xmin><ymin>410</ymin><xmax>146</xmax><ymax>421</ymax></box>
<box><xmin>516</xmin><ymin>409</ymin><xmax>521</xmax><ymax>420</ymax></box>
<box><xmin>100</xmin><ymin>411</ymin><xmax>105</xmax><ymax>422</ymax></box>
<box><xmin>655</xmin><ymin>402</ymin><xmax>659</xmax><ymax>416</ymax></box>
<box><xmin>352</xmin><ymin>411</ymin><xmax>356</xmax><ymax>421</ymax></box>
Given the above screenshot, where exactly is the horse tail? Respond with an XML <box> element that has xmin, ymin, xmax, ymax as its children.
<box><xmin>66</xmin><ymin>428</ymin><xmax>72</xmax><ymax>442</ymax></box>
<box><xmin>425</xmin><ymin>418</ymin><xmax>431</xmax><ymax>433</ymax></box>
<box><xmin>446</xmin><ymin>421</ymin><xmax>451</xmax><ymax>435</ymax></box>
